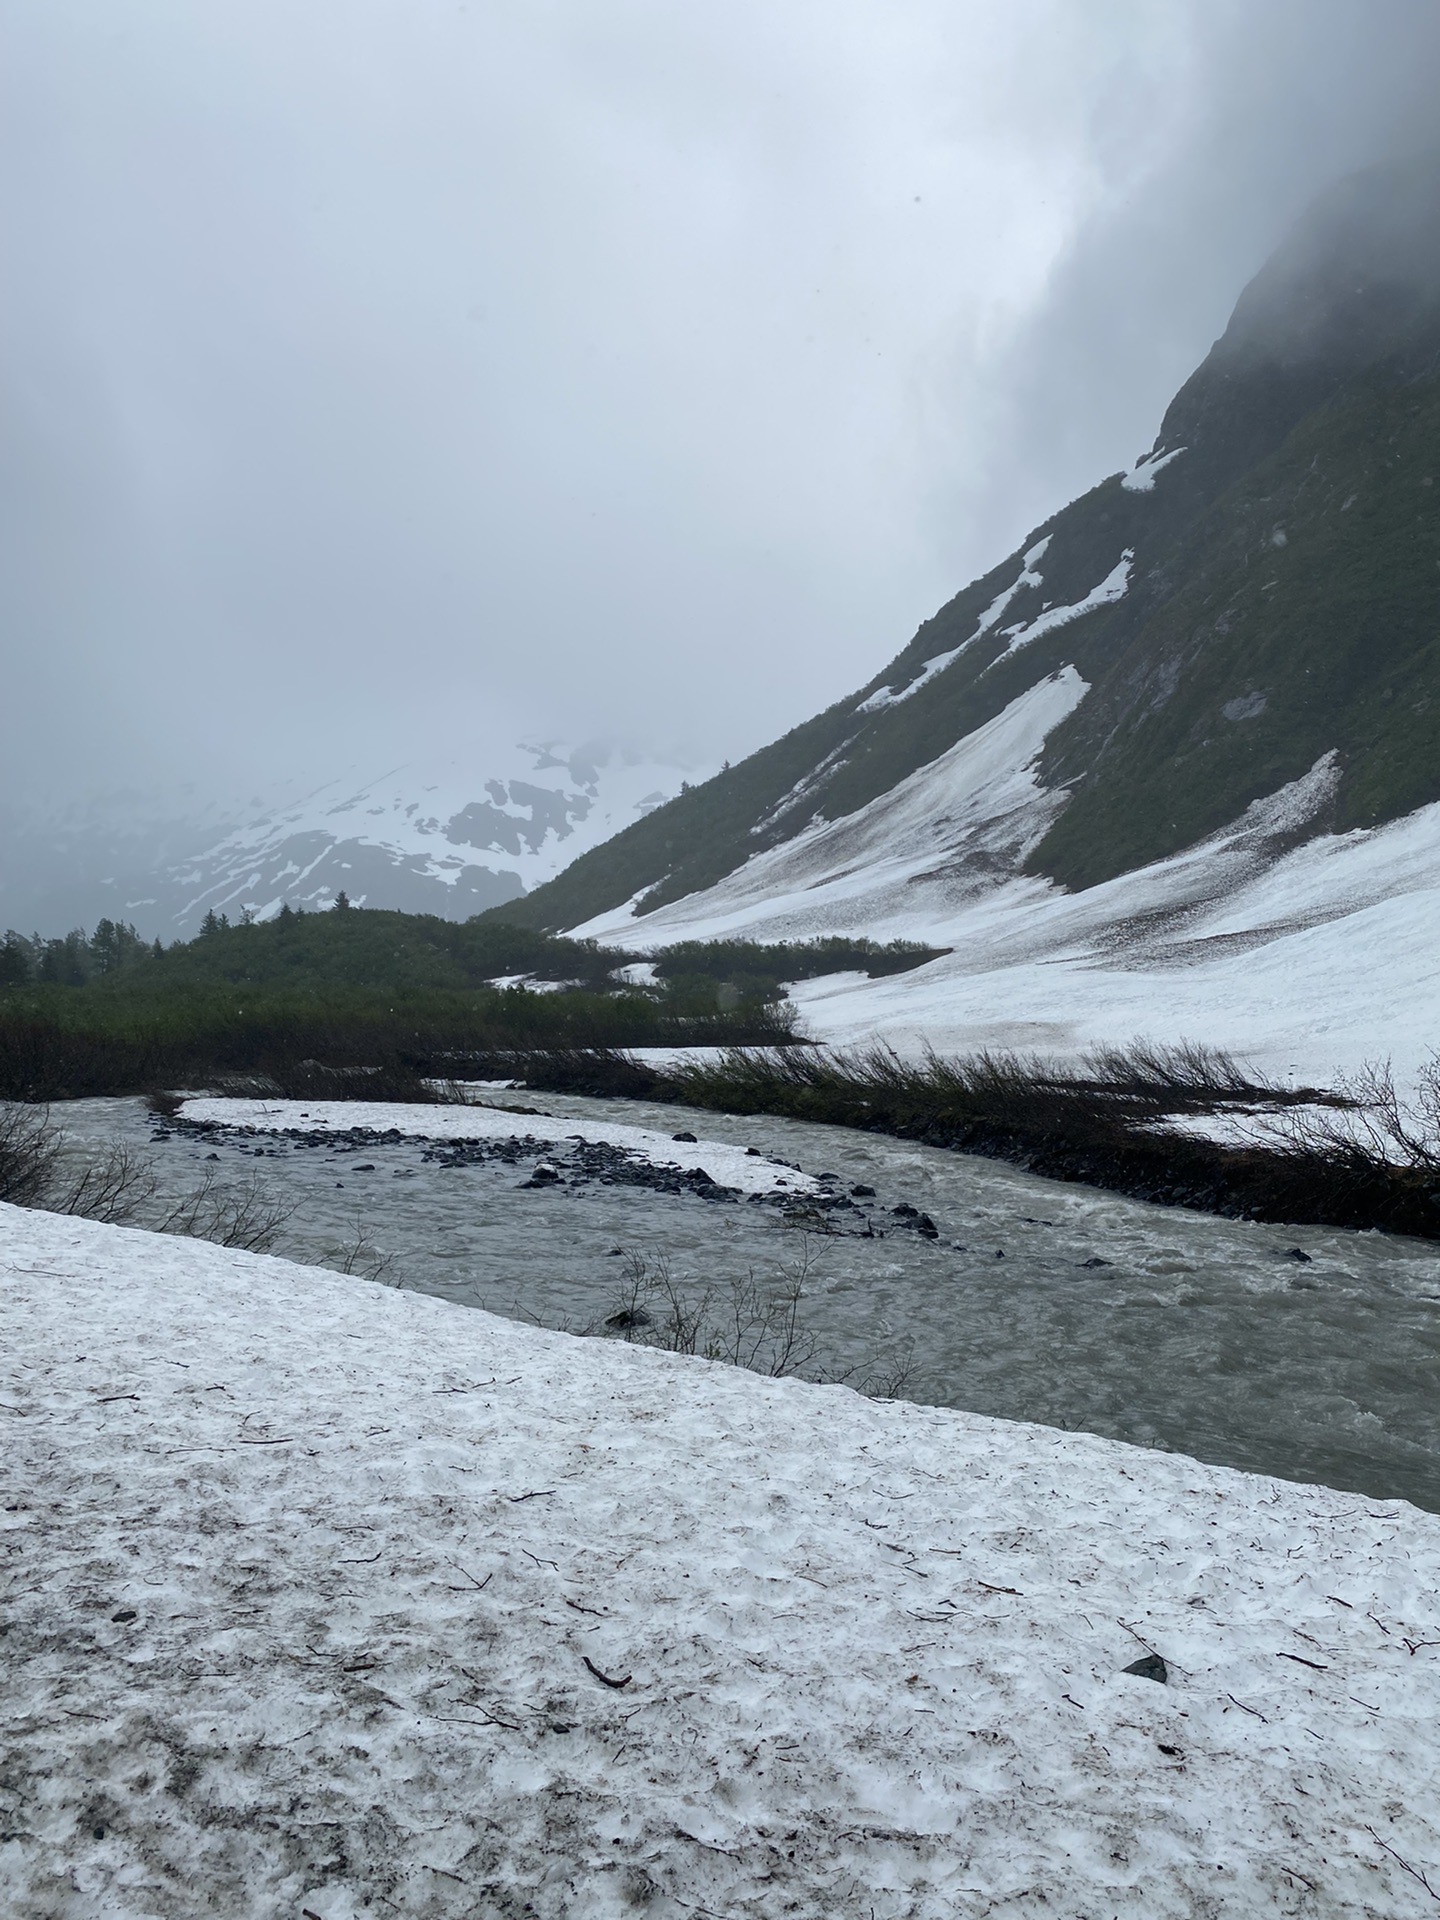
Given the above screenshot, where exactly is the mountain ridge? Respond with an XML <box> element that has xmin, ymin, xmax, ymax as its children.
<box><xmin>484</xmin><ymin>148</ymin><xmax>1440</xmax><ymax>935</ymax></box>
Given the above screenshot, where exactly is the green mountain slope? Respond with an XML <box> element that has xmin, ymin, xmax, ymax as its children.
<box><xmin>487</xmin><ymin>150</ymin><xmax>1440</xmax><ymax>933</ymax></box>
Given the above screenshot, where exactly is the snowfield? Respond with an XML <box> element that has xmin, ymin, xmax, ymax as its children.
<box><xmin>5</xmin><ymin>1205</ymin><xmax>1440</xmax><ymax>1918</ymax></box>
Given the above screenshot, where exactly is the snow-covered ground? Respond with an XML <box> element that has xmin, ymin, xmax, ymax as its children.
<box><xmin>179</xmin><ymin>1097</ymin><xmax>820</xmax><ymax>1197</ymax></box>
<box><xmin>572</xmin><ymin>673</ymin><xmax>1440</xmax><ymax>1091</ymax></box>
<box><xmin>4</xmin><ymin>1204</ymin><xmax>1440</xmax><ymax>1917</ymax></box>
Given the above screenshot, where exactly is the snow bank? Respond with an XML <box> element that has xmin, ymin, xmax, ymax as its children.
<box><xmin>5</xmin><ymin>1205</ymin><xmax>1440</xmax><ymax>1917</ymax></box>
<box><xmin>178</xmin><ymin>1097</ymin><xmax>819</xmax><ymax>1197</ymax></box>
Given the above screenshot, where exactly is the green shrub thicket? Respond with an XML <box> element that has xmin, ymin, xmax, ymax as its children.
<box><xmin>0</xmin><ymin>906</ymin><xmax>942</xmax><ymax>1098</ymax></box>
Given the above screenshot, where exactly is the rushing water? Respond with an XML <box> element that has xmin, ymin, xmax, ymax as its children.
<box><xmin>51</xmin><ymin>1092</ymin><xmax>1440</xmax><ymax>1512</ymax></box>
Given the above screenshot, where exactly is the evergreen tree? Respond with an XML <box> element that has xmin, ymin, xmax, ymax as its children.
<box><xmin>0</xmin><ymin>931</ymin><xmax>31</xmax><ymax>986</ymax></box>
<box><xmin>200</xmin><ymin>908</ymin><xmax>221</xmax><ymax>938</ymax></box>
<box><xmin>90</xmin><ymin>919</ymin><xmax>149</xmax><ymax>974</ymax></box>
<box><xmin>334</xmin><ymin>890</ymin><xmax>351</xmax><ymax>911</ymax></box>
<box><xmin>39</xmin><ymin>930</ymin><xmax>90</xmax><ymax>985</ymax></box>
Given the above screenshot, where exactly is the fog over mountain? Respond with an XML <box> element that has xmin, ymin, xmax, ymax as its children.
<box><xmin>4</xmin><ymin>3</ymin><xmax>1440</xmax><ymax>934</ymax></box>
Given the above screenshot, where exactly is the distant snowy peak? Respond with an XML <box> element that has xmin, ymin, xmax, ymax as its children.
<box><xmin>0</xmin><ymin>743</ymin><xmax>708</xmax><ymax>940</ymax></box>
<box><xmin>160</xmin><ymin>745</ymin><xmax>706</xmax><ymax>934</ymax></box>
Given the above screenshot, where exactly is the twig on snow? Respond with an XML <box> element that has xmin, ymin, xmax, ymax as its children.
<box><xmin>1367</xmin><ymin>1828</ymin><xmax>1440</xmax><ymax>1902</ymax></box>
<box><xmin>446</xmin><ymin>1560</ymin><xmax>492</xmax><ymax>1592</ymax></box>
<box><xmin>583</xmin><ymin>1654</ymin><xmax>633</xmax><ymax>1689</ymax></box>
<box><xmin>1277</xmin><ymin>1651</ymin><xmax>1329</xmax><ymax>1671</ymax></box>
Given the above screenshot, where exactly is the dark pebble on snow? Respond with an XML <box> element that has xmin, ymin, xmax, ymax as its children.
<box><xmin>1122</xmin><ymin>1653</ymin><xmax>1168</xmax><ymax>1684</ymax></box>
<box><xmin>672</xmin><ymin>1131</ymin><xmax>698</xmax><ymax>1143</ymax></box>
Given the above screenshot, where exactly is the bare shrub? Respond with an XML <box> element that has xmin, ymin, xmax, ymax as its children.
<box><xmin>1078</xmin><ymin>1039</ymin><xmax>1285</xmax><ymax>1106</ymax></box>
<box><xmin>320</xmin><ymin>1220</ymin><xmax>398</xmax><ymax>1285</ymax></box>
<box><xmin>594</xmin><ymin>1242</ymin><xmax>913</xmax><ymax>1398</ymax></box>
<box><xmin>152</xmin><ymin>1168</ymin><xmax>295</xmax><ymax>1253</ymax></box>
<box><xmin>248</xmin><ymin>1060</ymin><xmax>453</xmax><ymax>1103</ymax></box>
<box><xmin>1257</xmin><ymin>1057</ymin><xmax>1440</xmax><ymax>1173</ymax></box>
<box><xmin>0</xmin><ymin>1103</ymin><xmax>62</xmax><ymax>1206</ymax></box>
<box><xmin>600</xmin><ymin>1248</ymin><xmax>819</xmax><ymax>1375</ymax></box>
<box><xmin>48</xmin><ymin>1144</ymin><xmax>158</xmax><ymax>1224</ymax></box>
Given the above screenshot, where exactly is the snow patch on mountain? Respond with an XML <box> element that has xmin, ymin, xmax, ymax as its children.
<box><xmin>1122</xmin><ymin>445</ymin><xmax>1188</xmax><ymax>492</ymax></box>
<box><xmin>573</xmin><ymin>668</ymin><xmax>1089</xmax><ymax>944</ymax></box>
<box><xmin>856</xmin><ymin>537</ymin><xmax>1054</xmax><ymax>712</ymax></box>
<box><xmin>989</xmin><ymin>551</ymin><xmax>1134</xmax><ymax>664</ymax></box>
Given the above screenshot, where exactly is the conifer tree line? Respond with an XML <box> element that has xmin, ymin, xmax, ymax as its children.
<box><xmin>0</xmin><ymin>900</ymin><xmax>322</xmax><ymax>986</ymax></box>
<box><xmin>0</xmin><ymin>920</ymin><xmax>161</xmax><ymax>986</ymax></box>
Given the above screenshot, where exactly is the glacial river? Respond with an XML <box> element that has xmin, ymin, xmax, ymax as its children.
<box><xmin>54</xmin><ymin>1091</ymin><xmax>1440</xmax><ymax>1512</ymax></box>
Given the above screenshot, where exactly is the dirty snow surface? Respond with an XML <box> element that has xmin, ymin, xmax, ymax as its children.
<box><xmin>6</xmin><ymin>1207</ymin><xmax>1440</xmax><ymax>1919</ymax></box>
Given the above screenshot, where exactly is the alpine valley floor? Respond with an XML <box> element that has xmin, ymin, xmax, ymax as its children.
<box><xmin>5</xmin><ymin>1203</ymin><xmax>1440</xmax><ymax>1918</ymax></box>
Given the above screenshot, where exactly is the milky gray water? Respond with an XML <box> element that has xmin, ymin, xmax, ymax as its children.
<box><xmin>52</xmin><ymin>1093</ymin><xmax>1440</xmax><ymax>1512</ymax></box>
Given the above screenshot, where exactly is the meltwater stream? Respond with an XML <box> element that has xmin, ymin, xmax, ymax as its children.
<box><xmin>54</xmin><ymin>1092</ymin><xmax>1440</xmax><ymax>1512</ymax></box>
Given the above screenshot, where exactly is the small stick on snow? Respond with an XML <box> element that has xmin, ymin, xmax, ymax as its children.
<box><xmin>1227</xmin><ymin>1695</ymin><xmax>1268</xmax><ymax>1720</ymax></box>
<box><xmin>446</xmin><ymin>1560</ymin><xmax>492</xmax><ymax>1592</ymax></box>
<box><xmin>583</xmin><ymin>1655</ymin><xmax>633</xmax><ymax>1689</ymax></box>
<box><xmin>1367</xmin><ymin>1828</ymin><xmax>1440</xmax><ymax>1902</ymax></box>
<box><xmin>1277</xmin><ymin>1652</ymin><xmax>1329</xmax><ymax>1671</ymax></box>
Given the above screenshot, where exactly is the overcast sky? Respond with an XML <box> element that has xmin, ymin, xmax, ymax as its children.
<box><xmin>4</xmin><ymin>0</ymin><xmax>1440</xmax><ymax>808</ymax></box>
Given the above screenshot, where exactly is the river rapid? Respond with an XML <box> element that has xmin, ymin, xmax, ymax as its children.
<box><xmin>53</xmin><ymin>1090</ymin><xmax>1440</xmax><ymax>1512</ymax></box>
